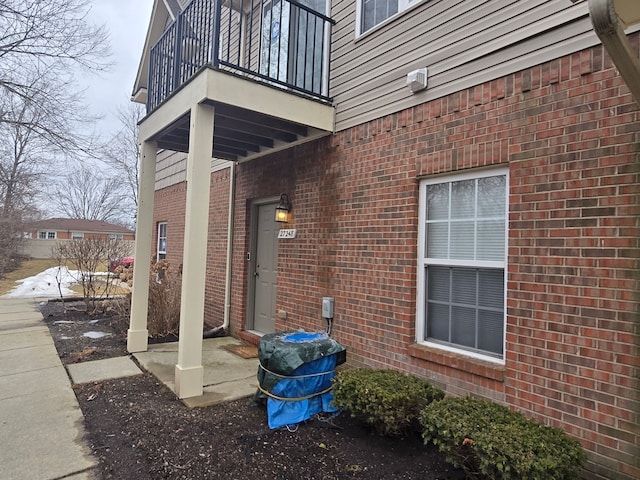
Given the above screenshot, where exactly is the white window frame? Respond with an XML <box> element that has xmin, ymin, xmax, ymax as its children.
<box><xmin>157</xmin><ymin>222</ymin><xmax>167</xmax><ymax>261</ymax></box>
<box><xmin>355</xmin><ymin>0</ymin><xmax>422</xmax><ymax>37</ymax></box>
<box><xmin>71</xmin><ymin>231</ymin><xmax>84</xmax><ymax>240</ymax></box>
<box><xmin>109</xmin><ymin>233</ymin><xmax>124</xmax><ymax>240</ymax></box>
<box><xmin>38</xmin><ymin>231</ymin><xmax>56</xmax><ymax>240</ymax></box>
<box><xmin>416</xmin><ymin>167</ymin><xmax>508</xmax><ymax>364</ymax></box>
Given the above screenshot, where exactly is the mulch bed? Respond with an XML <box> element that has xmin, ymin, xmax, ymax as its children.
<box><xmin>41</xmin><ymin>300</ymin><xmax>465</xmax><ymax>480</ymax></box>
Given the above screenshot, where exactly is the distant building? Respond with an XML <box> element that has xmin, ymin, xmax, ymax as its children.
<box><xmin>22</xmin><ymin>218</ymin><xmax>135</xmax><ymax>258</ymax></box>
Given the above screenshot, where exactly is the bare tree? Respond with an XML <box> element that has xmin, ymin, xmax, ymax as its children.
<box><xmin>0</xmin><ymin>216</ymin><xmax>24</xmax><ymax>275</ymax></box>
<box><xmin>103</xmin><ymin>101</ymin><xmax>143</xmax><ymax>217</ymax></box>
<box><xmin>0</xmin><ymin>0</ymin><xmax>110</xmax><ymax>143</ymax></box>
<box><xmin>0</xmin><ymin>0</ymin><xmax>110</xmax><ymax>274</ymax></box>
<box><xmin>0</xmin><ymin>98</ymin><xmax>47</xmax><ymax>216</ymax></box>
<box><xmin>0</xmin><ymin>97</ymin><xmax>48</xmax><ymax>275</ymax></box>
<box><xmin>53</xmin><ymin>165</ymin><xmax>129</xmax><ymax>223</ymax></box>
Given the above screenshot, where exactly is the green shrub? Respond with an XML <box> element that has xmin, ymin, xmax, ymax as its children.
<box><xmin>331</xmin><ymin>368</ymin><xmax>445</xmax><ymax>436</ymax></box>
<box><xmin>420</xmin><ymin>396</ymin><xmax>586</xmax><ymax>480</ymax></box>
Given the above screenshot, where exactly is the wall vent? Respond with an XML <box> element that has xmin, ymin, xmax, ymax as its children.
<box><xmin>407</xmin><ymin>68</ymin><xmax>428</xmax><ymax>93</ymax></box>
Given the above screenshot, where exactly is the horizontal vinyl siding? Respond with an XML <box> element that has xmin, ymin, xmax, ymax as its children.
<box><xmin>219</xmin><ymin>6</ymin><xmax>243</xmax><ymax>66</ymax></box>
<box><xmin>330</xmin><ymin>0</ymin><xmax>597</xmax><ymax>131</ymax></box>
<box><xmin>247</xmin><ymin>4</ymin><xmax>263</xmax><ymax>73</ymax></box>
<box><xmin>211</xmin><ymin>158</ymin><xmax>232</xmax><ymax>173</ymax></box>
<box><xmin>155</xmin><ymin>150</ymin><xmax>231</xmax><ymax>190</ymax></box>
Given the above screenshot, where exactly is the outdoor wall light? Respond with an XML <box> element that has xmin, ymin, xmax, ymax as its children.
<box><xmin>275</xmin><ymin>193</ymin><xmax>292</xmax><ymax>223</ymax></box>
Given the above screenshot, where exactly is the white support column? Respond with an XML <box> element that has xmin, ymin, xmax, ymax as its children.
<box><xmin>127</xmin><ymin>140</ymin><xmax>157</xmax><ymax>353</ymax></box>
<box><xmin>175</xmin><ymin>103</ymin><xmax>214</xmax><ymax>399</ymax></box>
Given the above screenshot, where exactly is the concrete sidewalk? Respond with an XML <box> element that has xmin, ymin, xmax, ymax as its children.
<box><xmin>0</xmin><ymin>298</ymin><xmax>98</xmax><ymax>480</ymax></box>
<box><xmin>0</xmin><ymin>297</ymin><xmax>261</xmax><ymax>480</ymax></box>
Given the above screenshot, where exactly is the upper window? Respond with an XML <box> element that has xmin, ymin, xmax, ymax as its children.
<box><xmin>359</xmin><ymin>0</ymin><xmax>417</xmax><ymax>34</ymax></box>
<box><xmin>157</xmin><ymin>222</ymin><xmax>167</xmax><ymax>261</ymax></box>
<box><xmin>38</xmin><ymin>231</ymin><xmax>56</xmax><ymax>239</ymax></box>
<box><xmin>71</xmin><ymin>232</ymin><xmax>84</xmax><ymax>240</ymax></box>
<box><xmin>417</xmin><ymin>169</ymin><xmax>507</xmax><ymax>361</ymax></box>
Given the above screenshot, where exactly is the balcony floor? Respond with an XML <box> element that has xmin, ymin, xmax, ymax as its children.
<box><xmin>139</xmin><ymin>67</ymin><xmax>335</xmax><ymax>162</ymax></box>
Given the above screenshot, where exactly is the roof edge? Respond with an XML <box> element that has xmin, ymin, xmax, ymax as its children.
<box><xmin>131</xmin><ymin>0</ymin><xmax>177</xmax><ymax>99</ymax></box>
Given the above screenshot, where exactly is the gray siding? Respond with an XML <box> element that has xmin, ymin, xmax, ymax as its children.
<box><xmin>330</xmin><ymin>0</ymin><xmax>598</xmax><ymax>131</ymax></box>
<box><xmin>155</xmin><ymin>150</ymin><xmax>231</xmax><ymax>190</ymax></box>
<box><xmin>218</xmin><ymin>6</ymin><xmax>243</xmax><ymax>67</ymax></box>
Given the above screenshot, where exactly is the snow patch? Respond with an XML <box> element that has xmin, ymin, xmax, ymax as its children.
<box><xmin>84</xmin><ymin>331</ymin><xmax>110</xmax><ymax>339</ymax></box>
<box><xmin>2</xmin><ymin>266</ymin><xmax>79</xmax><ymax>298</ymax></box>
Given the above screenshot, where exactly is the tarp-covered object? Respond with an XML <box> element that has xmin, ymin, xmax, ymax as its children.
<box><xmin>257</xmin><ymin>331</ymin><xmax>346</xmax><ymax>429</ymax></box>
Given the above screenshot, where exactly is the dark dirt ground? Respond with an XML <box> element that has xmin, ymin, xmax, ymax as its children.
<box><xmin>40</xmin><ymin>300</ymin><xmax>466</xmax><ymax>480</ymax></box>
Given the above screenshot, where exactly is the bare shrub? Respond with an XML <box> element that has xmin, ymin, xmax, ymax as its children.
<box><xmin>147</xmin><ymin>260</ymin><xmax>181</xmax><ymax>337</ymax></box>
<box><xmin>52</xmin><ymin>248</ymin><xmax>69</xmax><ymax>313</ymax></box>
<box><xmin>54</xmin><ymin>237</ymin><xmax>132</xmax><ymax>313</ymax></box>
<box><xmin>103</xmin><ymin>259</ymin><xmax>181</xmax><ymax>337</ymax></box>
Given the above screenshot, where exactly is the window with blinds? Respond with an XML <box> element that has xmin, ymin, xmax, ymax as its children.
<box><xmin>157</xmin><ymin>222</ymin><xmax>167</xmax><ymax>261</ymax></box>
<box><xmin>358</xmin><ymin>0</ymin><xmax>420</xmax><ymax>35</ymax></box>
<box><xmin>417</xmin><ymin>169</ymin><xmax>507</xmax><ymax>360</ymax></box>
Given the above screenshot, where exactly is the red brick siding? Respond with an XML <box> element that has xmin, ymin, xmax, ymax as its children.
<box><xmin>231</xmin><ymin>154</ymin><xmax>297</xmax><ymax>336</ymax></box>
<box><xmin>505</xmin><ymin>52</ymin><xmax>640</xmax><ymax>480</ymax></box>
<box><xmin>152</xmin><ymin>169</ymin><xmax>231</xmax><ymax>329</ymax></box>
<box><xmin>204</xmin><ymin>169</ymin><xmax>232</xmax><ymax>329</ymax></box>
<box><xmin>153</xmin><ymin>182</ymin><xmax>186</xmax><ymax>267</ymax></box>
<box><xmin>227</xmin><ymin>39</ymin><xmax>639</xmax><ymax>480</ymax></box>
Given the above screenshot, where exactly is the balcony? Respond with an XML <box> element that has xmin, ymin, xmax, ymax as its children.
<box><xmin>141</xmin><ymin>0</ymin><xmax>336</xmax><ymax>162</ymax></box>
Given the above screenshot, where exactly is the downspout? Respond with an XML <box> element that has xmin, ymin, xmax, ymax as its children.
<box><xmin>588</xmin><ymin>0</ymin><xmax>640</xmax><ymax>105</ymax></box>
<box><xmin>222</xmin><ymin>161</ymin><xmax>236</xmax><ymax>332</ymax></box>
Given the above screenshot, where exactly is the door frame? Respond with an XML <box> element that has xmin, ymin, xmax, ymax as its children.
<box><xmin>245</xmin><ymin>195</ymin><xmax>281</xmax><ymax>332</ymax></box>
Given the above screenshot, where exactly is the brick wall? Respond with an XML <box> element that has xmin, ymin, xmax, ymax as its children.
<box><xmin>229</xmin><ymin>38</ymin><xmax>639</xmax><ymax>480</ymax></box>
<box><xmin>154</xmin><ymin>182</ymin><xmax>187</xmax><ymax>267</ymax></box>
<box><xmin>152</xmin><ymin>167</ymin><xmax>231</xmax><ymax>330</ymax></box>
<box><xmin>203</xmin><ymin>168</ymin><xmax>232</xmax><ymax>329</ymax></box>
<box><xmin>505</xmin><ymin>52</ymin><xmax>640</xmax><ymax>480</ymax></box>
<box><xmin>231</xmin><ymin>154</ymin><xmax>298</xmax><ymax>337</ymax></box>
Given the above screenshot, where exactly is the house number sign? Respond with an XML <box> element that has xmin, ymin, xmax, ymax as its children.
<box><xmin>278</xmin><ymin>229</ymin><xmax>297</xmax><ymax>239</ymax></box>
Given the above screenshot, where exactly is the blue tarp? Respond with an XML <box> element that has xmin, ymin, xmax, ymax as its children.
<box><xmin>257</xmin><ymin>331</ymin><xmax>346</xmax><ymax>429</ymax></box>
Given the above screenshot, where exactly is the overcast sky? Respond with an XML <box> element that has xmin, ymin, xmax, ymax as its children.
<box><xmin>83</xmin><ymin>0</ymin><xmax>154</xmax><ymax>138</ymax></box>
<box><xmin>39</xmin><ymin>2</ymin><xmax>154</xmax><ymax>220</ymax></box>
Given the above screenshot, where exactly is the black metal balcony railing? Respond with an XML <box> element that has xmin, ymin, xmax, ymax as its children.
<box><xmin>148</xmin><ymin>0</ymin><xmax>334</xmax><ymax>112</ymax></box>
